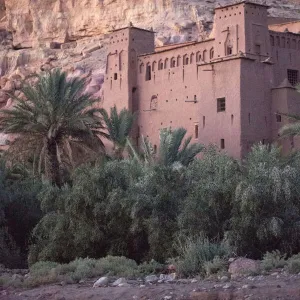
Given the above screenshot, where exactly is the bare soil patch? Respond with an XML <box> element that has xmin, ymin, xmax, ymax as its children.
<box><xmin>2</xmin><ymin>274</ymin><xmax>300</xmax><ymax>300</ymax></box>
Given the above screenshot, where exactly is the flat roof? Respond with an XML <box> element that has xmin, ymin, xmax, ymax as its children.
<box><xmin>109</xmin><ymin>26</ymin><xmax>154</xmax><ymax>34</ymax></box>
<box><xmin>215</xmin><ymin>1</ymin><xmax>269</xmax><ymax>11</ymax></box>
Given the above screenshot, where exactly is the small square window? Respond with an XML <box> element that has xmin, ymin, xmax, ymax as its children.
<box><xmin>220</xmin><ymin>139</ymin><xmax>225</xmax><ymax>149</ymax></box>
<box><xmin>217</xmin><ymin>97</ymin><xmax>226</xmax><ymax>112</ymax></box>
<box><xmin>276</xmin><ymin>114</ymin><xmax>282</xmax><ymax>122</ymax></box>
<box><xmin>287</xmin><ymin>69</ymin><xmax>299</xmax><ymax>86</ymax></box>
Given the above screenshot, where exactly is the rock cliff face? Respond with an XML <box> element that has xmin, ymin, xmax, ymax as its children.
<box><xmin>4</xmin><ymin>0</ymin><xmax>300</xmax><ymax>49</ymax></box>
<box><xmin>0</xmin><ymin>0</ymin><xmax>300</xmax><ymax>145</ymax></box>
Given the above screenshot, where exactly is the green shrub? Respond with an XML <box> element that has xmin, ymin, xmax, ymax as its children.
<box><xmin>138</xmin><ymin>259</ymin><xmax>164</xmax><ymax>276</ymax></box>
<box><xmin>175</xmin><ymin>236</ymin><xmax>232</xmax><ymax>276</ymax></box>
<box><xmin>95</xmin><ymin>256</ymin><xmax>138</xmax><ymax>278</ymax></box>
<box><xmin>204</xmin><ymin>256</ymin><xmax>228</xmax><ymax>276</ymax></box>
<box><xmin>261</xmin><ymin>250</ymin><xmax>287</xmax><ymax>271</ymax></box>
<box><xmin>286</xmin><ymin>254</ymin><xmax>300</xmax><ymax>274</ymax></box>
<box><xmin>29</xmin><ymin>261</ymin><xmax>59</xmax><ymax>277</ymax></box>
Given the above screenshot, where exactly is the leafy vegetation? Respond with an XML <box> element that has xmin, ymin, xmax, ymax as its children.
<box><xmin>101</xmin><ymin>105</ymin><xmax>134</xmax><ymax>159</ymax></box>
<box><xmin>0</xmin><ymin>70</ymin><xmax>108</xmax><ymax>186</ymax></box>
<box><xmin>3</xmin><ymin>70</ymin><xmax>300</xmax><ymax>283</ymax></box>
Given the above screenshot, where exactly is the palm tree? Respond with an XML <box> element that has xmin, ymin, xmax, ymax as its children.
<box><xmin>128</xmin><ymin>127</ymin><xmax>203</xmax><ymax>166</ymax></box>
<box><xmin>279</xmin><ymin>113</ymin><xmax>300</xmax><ymax>138</ymax></box>
<box><xmin>0</xmin><ymin>69</ymin><xmax>108</xmax><ymax>187</ymax></box>
<box><xmin>100</xmin><ymin>105</ymin><xmax>134</xmax><ymax>158</ymax></box>
<box><xmin>158</xmin><ymin>127</ymin><xmax>203</xmax><ymax>166</ymax></box>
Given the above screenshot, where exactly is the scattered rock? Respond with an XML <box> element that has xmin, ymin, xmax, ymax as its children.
<box><xmin>220</xmin><ymin>276</ymin><xmax>229</xmax><ymax>282</ymax></box>
<box><xmin>112</xmin><ymin>278</ymin><xmax>127</xmax><ymax>287</ymax></box>
<box><xmin>93</xmin><ymin>277</ymin><xmax>109</xmax><ymax>288</ymax></box>
<box><xmin>145</xmin><ymin>275</ymin><xmax>158</xmax><ymax>283</ymax></box>
<box><xmin>159</xmin><ymin>273</ymin><xmax>176</xmax><ymax>282</ymax></box>
<box><xmin>163</xmin><ymin>296</ymin><xmax>172</xmax><ymax>300</ymax></box>
<box><xmin>242</xmin><ymin>284</ymin><xmax>256</xmax><ymax>289</ymax></box>
<box><xmin>191</xmin><ymin>279</ymin><xmax>197</xmax><ymax>283</ymax></box>
<box><xmin>223</xmin><ymin>283</ymin><xmax>233</xmax><ymax>289</ymax></box>
<box><xmin>229</xmin><ymin>258</ymin><xmax>260</xmax><ymax>276</ymax></box>
<box><xmin>11</xmin><ymin>274</ymin><xmax>23</xmax><ymax>282</ymax></box>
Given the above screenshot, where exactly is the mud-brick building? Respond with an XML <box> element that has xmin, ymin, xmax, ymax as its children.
<box><xmin>102</xmin><ymin>0</ymin><xmax>300</xmax><ymax>159</ymax></box>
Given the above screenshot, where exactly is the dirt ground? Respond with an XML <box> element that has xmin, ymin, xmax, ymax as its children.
<box><xmin>2</xmin><ymin>274</ymin><xmax>300</xmax><ymax>300</ymax></box>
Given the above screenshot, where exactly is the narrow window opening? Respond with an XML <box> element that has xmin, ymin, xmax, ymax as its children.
<box><xmin>203</xmin><ymin>116</ymin><xmax>205</xmax><ymax>128</ymax></box>
<box><xmin>194</xmin><ymin>124</ymin><xmax>199</xmax><ymax>139</ymax></box>
<box><xmin>255</xmin><ymin>44</ymin><xmax>261</xmax><ymax>55</ymax></box>
<box><xmin>262</xmin><ymin>139</ymin><xmax>265</xmax><ymax>145</ymax></box>
<box><xmin>248</xmin><ymin>113</ymin><xmax>251</xmax><ymax>124</ymax></box>
<box><xmin>220</xmin><ymin>139</ymin><xmax>225</xmax><ymax>149</ymax></box>
<box><xmin>217</xmin><ymin>97</ymin><xmax>226</xmax><ymax>112</ymax></box>
<box><xmin>210</xmin><ymin>48</ymin><xmax>214</xmax><ymax>59</ymax></box>
<box><xmin>153</xmin><ymin>145</ymin><xmax>157</xmax><ymax>154</ymax></box>
<box><xmin>194</xmin><ymin>95</ymin><xmax>197</xmax><ymax>101</ymax></box>
<box><xmin>231</xmin><ymin>114</ymin><xmax>234</xmax><ymax>125</ymax></box>
<box><xmin>145</xmin><ymin>65</ymin><xmax>151</xmax><ymax>81</ymax></box>
<box><xmin>287</xmin><ymin>69</ymin><xmax>299</xmax><ymax>86</ymax></box>
<box><xmin>114</xmin><ymin>73</ymin><xmax>118</xmax><ymax>80</ymax></box>
<box><xmin>276</xmin><ymin>113</ymin><xmax>282</xmax><ymax>122</ymax></box>
<box><xmin>226</xmin><ymin>46</ymin><xmax>233</xmax><ymax>55</ymax></box>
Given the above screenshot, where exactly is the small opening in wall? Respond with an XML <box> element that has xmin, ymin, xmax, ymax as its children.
<box><xmin>194</xmin><ymin>124</ymin><xmax>199</xmax><ymax>139</ymax></box>
<box><xmin>203</xmin><ymin>116</ymin><xmax>205</xmax><ymax>128</ymax></box>
<box><xmin>255</xmin><ymin>44</ymin><xmax>261</xmax><ymax>55</ymax></box>
<box><xmin>153</xmin><ymin>145</ymin><xmax>157</xmax><ymax>154</ymax></box>
<box><xmin>145</xmin><ymin>65</ymin><xmax>151</xmax><ymax>81</ymax></box>
<box><xmin>276</xmin><ymin>114</ymin><xmax>282</xmax><ymax>122</ymax></box>
<box><xmin>217</xmin><ymin>97</ymin><xmax>226</xmax><ymax>112</ymax></box>
<box><xmin>226</xmin><ymin>46</ymin><xmax>233</xmax><ymax>55</ymax></box>
<box><xmin>262</xmin><ymin>139</ymin><xmax>265</xmax><ymax>145</ymax></box>
<box><xmin>221</xmin><ymin>139</ymin><xmax>225</xmax><ymax>149</ymax></box>
<box><xmin>248</xmin><ymin>113</ymin><xmax>251</xmax><ymax>124</ymax></box>
<box><xmin>287</xmin><ymin>69</ymin><xmax>299</xmax><ymax>86</ymax></box>
<box><xmin>194</xmin><ymin>95</ymin><xmax>197</xmax><ymax>101</ymax></box>
<box><xmin>114</xmin><ymin>73</ymin><xmax>118</xmax><ymax>80</ymax></box>
<box><xmin>231</xmin><ymin>114</ymin><xmax>234</xmax><ymax>125</ymax></box>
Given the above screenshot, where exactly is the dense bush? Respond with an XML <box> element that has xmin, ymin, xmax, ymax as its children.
<box><xmin>229</xmin><ymin>144</ymin><xmax>300</xmax><ymax>258</ymax></box>
<box><xmin>173</xmin><ymin>235</ymin><xmax>232</xmax><ymax>276</ymax></box>
<box><xmin>4</xmin><ymin>141</ymin><xmax>300</xmax><ymax>275</ymax></box>
<box><xmin>0</xmin><ymin>163</ymin><xmax>43</xmax><ymax>268</ymax></box>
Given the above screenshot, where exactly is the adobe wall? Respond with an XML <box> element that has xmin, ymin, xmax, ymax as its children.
<box><xmin>102</xmin><ymin>1</ymin><xmax>300</xmax><ymax>160</ymax></box>
<box><xmin>137</xmin><ymin>43</ymin><xmax>243</xmax><ymax>158</ymax></box>
<box><xmin>271</xmin><ymin>87</ymin><xmax>300</xmax><ymax>153</ymax></box>
<box><xmin>102</xmin><ymin>27</ymin><xmax>155</xmax><ymax>113</ymax></box>
<box><xmin>240</xmin><ymin>59</ymin><xmax>273</xmax><ymax>156</ymax></box>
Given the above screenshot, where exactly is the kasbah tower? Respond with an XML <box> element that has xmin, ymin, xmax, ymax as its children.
<box><xmin>102</xmin><ymin>0</ymin><xmax>300</xmax><ymax>159</ymax></box>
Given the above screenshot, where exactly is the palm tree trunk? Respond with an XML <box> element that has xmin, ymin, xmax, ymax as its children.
<box><xmin>47</xmin><ymin>138</ymin><xmax>61</xmax><ymax>187</ymax></box>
